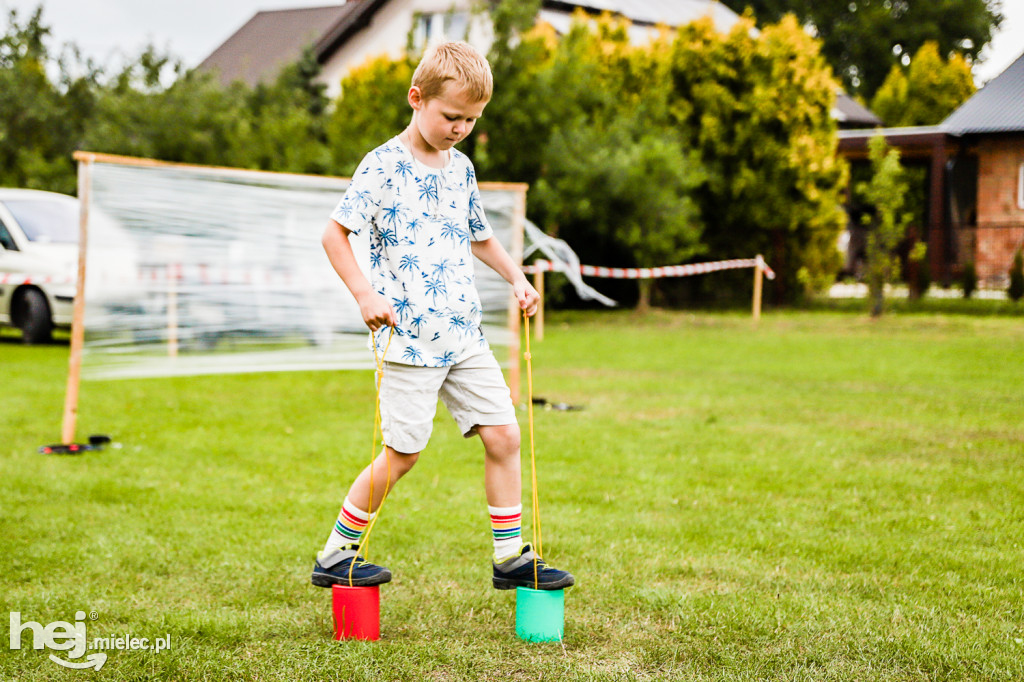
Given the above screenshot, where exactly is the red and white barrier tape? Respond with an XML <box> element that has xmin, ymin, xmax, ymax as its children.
<box><xmin>0</xmin><ymin>273</ymin><xmax>75</xmax><ymax>285</ymax></box>
<box><xmin>523</xmin><ymin>257</ymin><xmax>776</xmax><ymax>280</ymax></box>
<box><xmin>4</xmin><ymin>256</ymin><xmax>775</xmax><ymax>289</ymax></box>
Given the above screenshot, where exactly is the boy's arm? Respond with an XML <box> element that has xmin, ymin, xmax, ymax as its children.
<box><xmin>471</xmin><ymin>237</ymin><xmax>540</xmax><ymax>316</ymax></box>
<box><xmin>322</xmin><ymin>219</ymin><xmax>396</xmax><ymax>331</ymax></box>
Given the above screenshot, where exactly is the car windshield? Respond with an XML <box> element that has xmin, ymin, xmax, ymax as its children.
<box><xmin>3</xmin><ymin>199</ymin><xmax>79</xmax><ymax>244</ymax></box>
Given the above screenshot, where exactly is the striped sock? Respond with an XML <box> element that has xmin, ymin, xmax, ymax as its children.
<box><xmin>323</xmin><ymin>497</ymin><xmax>373</xmax><ymax>553</ymax></box>
<box><xmin>489</xmin><ymin>504</ymin><xmax>523</xmax><ymax>562</ymax></box>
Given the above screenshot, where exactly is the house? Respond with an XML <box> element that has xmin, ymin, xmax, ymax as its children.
<box><xmin>200</xmin><ymin>0</ymin><xmax>877</xmax><ymax>128</ymax></box>
<box><xmin>838</xmin><ymin>50</ymin><xmax>1024</xmax><ymax>286</ymax></box>
<box><xmin>200</xmin><ymin>1</ymin><xmax>738</xmax><ymax>100</ymax></box>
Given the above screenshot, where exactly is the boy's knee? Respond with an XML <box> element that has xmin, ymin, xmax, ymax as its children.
<box><xmin>481</xmin><ymin>423</ymin><xmax>520</xmax><ymax>458</ymax></box>
<box><xmin>386</xmin><ymin>447</ymin><xmax>420</xmax><ymax>471</ymax></box>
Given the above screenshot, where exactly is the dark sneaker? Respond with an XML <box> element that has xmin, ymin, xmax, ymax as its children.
<box><xmin>311</xmin><ymin>544</ymin><xmax>392</xmax><ymax>588</ymax></box>
<box><xmin>492</xmin><ymin>544</ymin><xmax>574</xmax><ymax>590</ymax></box>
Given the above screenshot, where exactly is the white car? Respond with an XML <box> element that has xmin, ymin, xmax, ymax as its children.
<box><xmin>0</xmin><ymin>189</ymin><xmax>79</xmax><ymax>343</ymax></box>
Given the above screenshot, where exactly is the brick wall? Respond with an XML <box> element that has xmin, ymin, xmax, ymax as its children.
<box><xmin>975</xmin><ymin>135</ymin><xmax>1024</xmax><ymax>284</ymax></box>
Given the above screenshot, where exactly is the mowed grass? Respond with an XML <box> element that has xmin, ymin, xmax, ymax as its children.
<box><xmin>1</xmin><ymin>310</ymin><xmax>1022</xmax><ymax>681</ymax></box>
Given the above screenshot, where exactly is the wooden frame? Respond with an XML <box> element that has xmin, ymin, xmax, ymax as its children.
<box><xmin>61</xmin><ymin>151</ymin><xmax>529</xmax><ymax>443</ymax></box>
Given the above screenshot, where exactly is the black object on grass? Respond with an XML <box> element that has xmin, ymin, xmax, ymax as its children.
<box><xmin>39</xmin><ymin>434</ymin><xmax>112</xmax><ymax>455</ymax></box>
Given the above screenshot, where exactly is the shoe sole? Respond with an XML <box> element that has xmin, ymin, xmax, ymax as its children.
<box><xmin>311</xmin><ymin>570</ymin><xmax>392</xmax><ymax>588</ymax></box>
<box><xmin>492</xmin><ymin>575</ymin><xmax>574</xmax><ymax>590</ymax></box>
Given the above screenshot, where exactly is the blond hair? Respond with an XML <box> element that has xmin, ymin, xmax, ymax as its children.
<box><xmin>412</xmin><ymin>41</ymin><xmax>493</xmax><ymax>103</ymax></box>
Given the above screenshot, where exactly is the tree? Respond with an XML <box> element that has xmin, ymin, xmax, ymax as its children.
<box><xmin>325</xmin><ymin>55</ymin><xmax>415</xmax><ymax>175</ymax></box>
<box><xmin>531</xmin><ymin>117</ymin><xmax>705</xmax><ymax>310</ymax></box>
<box><xmin>871</xmin><ymin>41</ymin><xmax>976</xmax><ymax>127</ymax></box>
<box><xmin>667</xmin><ymin>16</ymin><xmax>848</xmax><ymax>301</ymax></box>
<box><xmin>0</xmin><ymin>7</ymin><xmax>80</xmax><ymax>193</ymax></box>
<box><xmin>486</xmin><ymin>13</ymin><xmax>705</xmax><ymax>308</ymax></box>
<box><xmin>720</xmin><ymin>0</ymin><xmax>1002</xmax><ymax>99</ymax></box>
<box><xmin>858</xmin><ymin>135</ymin><xmax>911</xmax><ymax>317</ymax></box>
<box><xmin>961</xmin><ymin>260</ymin><xmax>977</xmax><ymax>298</ymax></box>
<box><xmin>1009</xmin><ymin>249</ymin><xmax>1024</xmax><ymax>303</ymax></box>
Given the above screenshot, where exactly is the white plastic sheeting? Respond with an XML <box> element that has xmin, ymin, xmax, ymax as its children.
<box><xmin>522</xmin><ymin>219</ymin><xmax>617</xmax><ymax>307</ymax></box>
<box><xmin>79</xmin><ymin>158</ymin><xmax>525</xmax><ymax>379</ymax></box>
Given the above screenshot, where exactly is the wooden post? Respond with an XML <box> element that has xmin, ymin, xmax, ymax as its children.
<box><xmin>532</xmin><ymin>266</ymin><xmax>545</xmax><ymax>342</ymax></box>
<box><xmin>752</xmin><ymin>255</ymin><xmax>764</xmax><ymax>321</ymax></box>
<box><xmin>61</xmin><ymin>154</ymin><xmax>92</xmax><ymax>444</ymax></box>
<box><xmin>167</xmin><ymin>264</ymin><xmax>179</xmax><ymax>357</ymax></box>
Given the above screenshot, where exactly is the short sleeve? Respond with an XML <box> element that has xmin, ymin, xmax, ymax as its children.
<box><xmin>465</xmin><ymin>160</ymin><xmax>493</xmax><ymax>242</ymax></box>
<box><xmin>330</xmin><ymin>153</ymin><xmax>384</xmax><ymax>236</ymax></box>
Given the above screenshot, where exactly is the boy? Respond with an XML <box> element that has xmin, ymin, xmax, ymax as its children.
<box><xmin>313</xmin><ymin>41</ymin><xmax>573</xmax><ymax>592</ymax></box>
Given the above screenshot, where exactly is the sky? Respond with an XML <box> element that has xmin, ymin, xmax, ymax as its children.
<box><xmin>1</xmin><ymin>0</ymin><xmax>1022</xmax><ymax>83</ymax></box>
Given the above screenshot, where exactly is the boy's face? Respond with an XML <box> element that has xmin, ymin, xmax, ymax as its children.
<box><xmin>409</xmin><ymin>83</ymin><xmax>488</xmax><ymax>152</ymax></box>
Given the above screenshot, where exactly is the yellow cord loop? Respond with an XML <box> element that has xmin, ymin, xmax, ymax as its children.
<box><xmin>524</xmin><ymin>313</ymin><xmax>542</xmax><ymax>589</ymax></box>
<box><xmin>347</xmin><ymin>326</ymin><xmax>395</xmax><ymax>586</ymax></box>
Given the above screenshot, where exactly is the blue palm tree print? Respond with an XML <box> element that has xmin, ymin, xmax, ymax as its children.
<box><xmin>433</xmin><ymin>351</ymin><xmax>456</xmax><ymax>366</ymax></box>
<box><xmin>448</xmin><ymin>314</ymin><xmax>468</xmax><ymax>335</ymax></box>
<box><xmin>382</xmin><ymin>202</ymin><xmax>404</xmax><ymax>228</ymax></box>
<box><xmin>379</xmin><ymin>227</ymin><xmax>399</xmax><ymax>247</ymax></box>
<box><xmin>417</xmin><ymin>176</ymin><xmax>439</xmax><ymax>204</ymax></box>
<box><xmin>424</xmin><ymin>277</ymin><xmax>447</xmax><ymax>304</ymax></box>
<box><xmin>370</xmin><ymin>249</ymin><xmax>384</xmax><ymax>269</ymax></box>
<box><xmin>410</xmin><ymin>314</ymin><xmax>426</xmax><ymax>337</ymax></box>
<box><xmin>441</xmin><ymin>221</ymin><xmax>469</xmax><ymax>246</ymax></box>
<box><xmin>399</xmin><ymin>254</ymin><xmax>419</xmax><ymax>273</ymax></box>
<box><xmin>395</xmin><ymin>160</ymin><xmax>414</xmax><ymax>184</ymax></box>
<box><xmin>431</xmin><ymin>258</ymin><xmax>455</xmax><ymax>282</ymax></box>
<box><xmin>392</xmin><ymin>296</ymin><xmax>413</xmax><ymax>321</ymax></box>
<box><xmin>403</xmin><ymin>346</ymin><xmax>424</xmax><ymax>364</ymax></box>
<box><xmin>335</xmin><ymin>202</ymin><xmax>354</xmax><ymax>220</ymax></box>
<box><xmin>354</xmin><ymin>189</ymin><xmax>374</xmax><ymax>208</ymax></box>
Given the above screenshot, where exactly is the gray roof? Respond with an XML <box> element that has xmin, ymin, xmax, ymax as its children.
<box><xmin>544</xmin><ymin>0</ymin><xmax>740</xmax><ymax>31</ymax></box>
<box><xmin>942</xmin><ymin>50</ymin><xmax>1024</xmax><ymax>134</ymax></box>
<box><xmin>198</xmin><ymin>4</ymin><xmax>354</xmax><ymax>87</ymax></box>
<box><xmin>833</xmin><ymin>92</ymin><xmax>882</xmax><ymax>128</ymax></box>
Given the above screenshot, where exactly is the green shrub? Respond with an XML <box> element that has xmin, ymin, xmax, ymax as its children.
<box><xmin>1010</xmin><ymin>249</ymin><xmax>1024</xmax><ymax>302</ymax></box>
<box><xmin>961</xmin><ymin>260</ymin><xmax>977</xmax><ymax>299</ymax></box>
<box><xmin>907</xmin><ymin>241</ymin><xmax>930</xmax><ymax>300</ymax></box>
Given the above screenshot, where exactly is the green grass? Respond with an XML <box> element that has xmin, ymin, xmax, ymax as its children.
<box><xmin>2</xmin><ymin>310</ymin><xmax>1023</xmax><ymax>681</ymax></box>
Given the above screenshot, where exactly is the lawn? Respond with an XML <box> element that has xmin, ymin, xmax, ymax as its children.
<box><xmin>2</xmin><ymin>309</ymin><xmax>1022</xmax><ymax>681</ymax></box>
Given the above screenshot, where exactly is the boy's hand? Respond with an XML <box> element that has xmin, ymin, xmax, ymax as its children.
<box><xmin>514</xmin><ymin>278</ymin><xmax>541</xmax><ymax>317</ymax></box>
<box><xmin>356</xmin><ymin>291</ymin><xmax>397</xmax><ymax>331</ymax></box>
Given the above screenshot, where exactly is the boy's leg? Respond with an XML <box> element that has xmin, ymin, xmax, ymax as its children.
<box><xmin>478</xmin><ymin>424</ymin><xmax>524</xmax><ymax>561</ymax></box>
<box><xmin>439</xmin><ymin>352</ymin><xmax>574</xmax><ymax>590</ymax></box>
<box><xmin>313</xmin><ymin>362</ymin><xmax>445</xmax><ymax>588</ymax></box>
<box><xmin>320</xmin><ymin>446</ymin><xmax>420</xmax><ymax>553</ymax></box>
<box><xmin>312</xmin><ymin>447</ymin><xmax>422</xmax><ymax>588</ymax></box>
<box><xmin>346</xmin><ymin>446</ymin><xmax>421</xmax><ymax>513</ymax></box>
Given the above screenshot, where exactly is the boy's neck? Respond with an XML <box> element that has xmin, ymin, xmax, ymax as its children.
<box><xmin>401</xmin><ymin>125</ymin><xmax>447</xmax><ymax>169</ymax></box>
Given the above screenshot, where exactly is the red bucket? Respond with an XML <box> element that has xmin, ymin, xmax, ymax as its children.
<box><xmin>331</xmin><ymin>585</ymin><xmax>380</xmax><ymax>640</ymax></box>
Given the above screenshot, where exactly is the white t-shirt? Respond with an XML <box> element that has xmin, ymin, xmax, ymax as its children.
<box><xmin>330</xmin><ymin>137</ymin><xmax>494</xmax><ymax>367</ymax></box>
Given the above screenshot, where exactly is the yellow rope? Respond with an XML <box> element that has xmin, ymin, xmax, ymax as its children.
<box><xmin>347</xmin><ymin>326</ymin><xmax>394</xmax><ymax>586</ymax></box>
<box><xmin>524</xmin><ymin>313</ymin><xmax>542</xmax><ymax>589</ymax></box>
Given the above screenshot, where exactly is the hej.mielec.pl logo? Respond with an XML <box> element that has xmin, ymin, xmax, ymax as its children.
<box><xmin>10</xmin><ymin>610</ymin><xmax>172</xmax><ymax>671</ymax></box>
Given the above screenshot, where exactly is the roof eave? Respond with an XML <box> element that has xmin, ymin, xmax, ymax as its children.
<box><xmin>313</xmin><ymin>0</ymin><xmax>392</xmax><ymax>63</ymax></box>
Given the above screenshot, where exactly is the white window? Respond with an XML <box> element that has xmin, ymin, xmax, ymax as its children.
<box><xmin>412</xmin><ymin>12</ymin><xmax>470</xmax><ymax>51</ymax></box>
<box><xmin>1018</xmin><ymin>162</ymin><xmax>1024</xmax><ymax>210</ymax></box>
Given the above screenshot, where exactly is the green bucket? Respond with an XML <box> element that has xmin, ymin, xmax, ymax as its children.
<box><xmin>515</xmin><ymin>587</ymin><xmax>564</xmax><ymax>642</ymax></box>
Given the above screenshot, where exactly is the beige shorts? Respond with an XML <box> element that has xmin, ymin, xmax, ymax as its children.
<box><xmin>378</xmin><ymin>351</ymin><xmax>517</xmax><ymax>454</ymax></box>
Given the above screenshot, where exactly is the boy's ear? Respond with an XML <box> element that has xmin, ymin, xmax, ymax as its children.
<box><xmin>408</xmin><ymin>86</ymin><xmax>424</xmax><ymax>111</ymax></box>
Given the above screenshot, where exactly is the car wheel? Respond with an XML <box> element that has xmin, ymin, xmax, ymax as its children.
<box><xmin>16</xmin><ymin>288</ymin><xmax>54</xmax><ymax>344</ymax></box>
